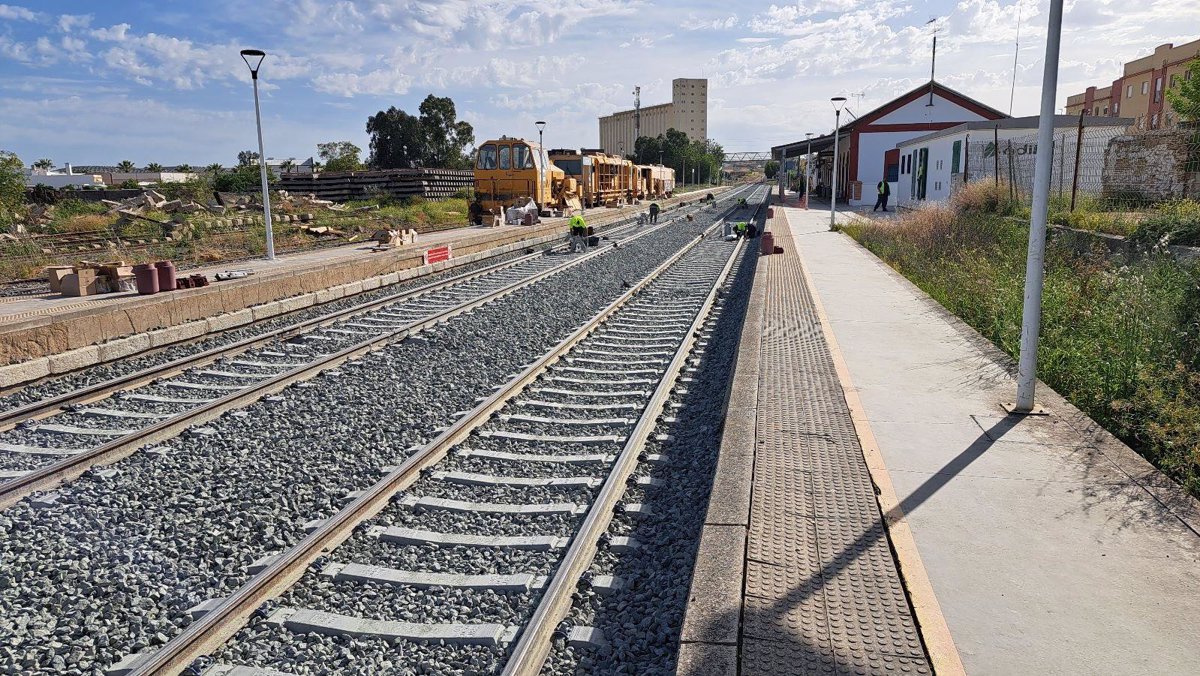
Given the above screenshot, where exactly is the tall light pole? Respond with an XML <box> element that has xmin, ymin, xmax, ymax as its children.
<box><xmin>805</xmin><ymin>132</ymin><xmax>815</xmax><ymax>209</ymax></box>
<box><xmin>240</xmin><ymin>49</ymin><xmax>275</xmax><ymax>261</ymax></box>
<box><xmin>830</xmin><ymin>97</ymin><xmax>847</xmax><ymax>229</ymax></box>
<box><xmin>535</xmin><ymin>120</ymin><xmax>546</xmax><ymax>204</ymax></box>
<box><xmin>1012</xmin><ymin>0</ymin><xmax>1065</xmax><ymax>414</ymax></box>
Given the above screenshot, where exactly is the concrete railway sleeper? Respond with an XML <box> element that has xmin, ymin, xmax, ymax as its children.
<box><xmin>0</xmin><ymin>187</ymin><xmax>758</xmax><ymax>509</ymax></box>
<box><xmin>104</xmin><ymin>189</ymin><xmax>768</xmax><ymax>676</ymax></box>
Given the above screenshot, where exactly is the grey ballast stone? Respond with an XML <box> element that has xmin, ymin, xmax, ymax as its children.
<box><xmin>373</xmin><ymin>526</ymin><xmax>568</xmax><ymax>551</ymax></box>
<box><xmin>457</xmin><ymin>448</ymin><xmax>614</xmax><ymax>464</ymax></box>
<box><xmin>322</xmin><ymin>562</ymin><xmax>546</xmax><ymax>592</ymax></box>
<box><xmin>432</xmin><ymin>470</ymin><xmax>598</xmax><ymax>488</ymax></box>
<box><xmin>399</xmin><ymin>495</ymin><xmax>585</xmax><ymax>515</ymax></box>
<box><xmin>266</xmin><ymin>607</ymin><xmax>518</xmax><ymax>646</ymax></box>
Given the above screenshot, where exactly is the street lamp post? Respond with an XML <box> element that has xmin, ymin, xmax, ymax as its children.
<box><xmin>804</xmin><ymin>132</ymin><xmax>814</xmax><ymax>209</ymax></box>
<box><xmin>1012</xmin><ymin>0</ymin><xmax>1065</xmax><ymax>413</ymax></box>
<box><xmin>535</xmin><ymin>120</ymin><xmax>546</xmax><ymax>208</ymax></box>
<box><xmin>240</xmin><ymin>49</ymin><xmax>275</xmax><ymax>261</ymax></box>
<box><xmin>830</xmin><ymin>97</ymin><xmax>847</xmax><ymax>230</ymax></box>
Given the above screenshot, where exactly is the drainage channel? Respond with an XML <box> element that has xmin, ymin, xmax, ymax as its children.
<box><xmin>117</xmin><ymin>190</ymin><xmax>764</xmax><ymax>676</ymax></box>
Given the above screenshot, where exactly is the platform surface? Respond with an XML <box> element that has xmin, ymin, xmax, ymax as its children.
<box><xmin>679</xmin><ymin>207</ymin><xmax>932</xmax><ymax>675</ymax></box>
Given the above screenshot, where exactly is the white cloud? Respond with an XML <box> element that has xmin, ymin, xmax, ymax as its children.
<box><xmin>681</xmin><ymin>13</ymin><xmax>738</xmax><ymax>31</ymax></box>
<box><xmin>57</xmin><ymin>13</ymin><xmax>92</xmax><ymax>32</ymax></box>
<box><xmin>91</xmin><ymin>23</ymin><xmax>131</xmax><ymax>42</ymax></box>
<box><xmin>0</xmin><ymin>4</ymin><xmax>37</xmax><ymax>21</ymax></box>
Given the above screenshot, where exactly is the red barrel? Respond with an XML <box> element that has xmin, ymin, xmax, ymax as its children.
<box><xmin>760</xmin><ymin>232</ymin><xmax>775</xmax><ymax>255</ymax></box>
<box><xmin>155</xmin><ymin>260</ymin><xmax>177</xmax><ymax>291</ymax></box>
<box><xmin>133</xmin><ymin>263</ymin><xmax>159</xmax><ymax>295</ymax></box>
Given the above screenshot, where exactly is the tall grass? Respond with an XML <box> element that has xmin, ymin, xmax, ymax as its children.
<box><xmin>843</xmin><ymin>193</ymin><xmax>1200</xmax><ymax>496</ymax></box>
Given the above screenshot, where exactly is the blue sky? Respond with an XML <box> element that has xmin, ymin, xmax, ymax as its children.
<box><xmin>0</xmin><ymin>1</ymin><xmax>1193</xmax><ymax>166</ymax></box>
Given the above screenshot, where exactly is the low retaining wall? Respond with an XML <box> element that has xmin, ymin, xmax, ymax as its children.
<box><xmin>0</xmin><ymin>186</ymin><xmax>729</xmax><ymax>386</ymax></box>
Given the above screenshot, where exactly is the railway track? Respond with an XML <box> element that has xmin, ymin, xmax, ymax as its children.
<box><xmin>0</xmin><ymin>185</ymin><xmax>756</xmax><ymax>509</ymax></box>
<box><xmin>116</xmin><ymin>185</ymin><xmax>766</xmax><ymax>676</ymax></box>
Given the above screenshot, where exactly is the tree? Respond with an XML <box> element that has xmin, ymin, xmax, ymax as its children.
<box><xmin>366</xmin><ymin>94</ymin><xmax>475</xmax><ymax>169</ymax></box>
<box><xmin>764</xmin><ymin>160</ymin><xmax>780</xmax><ymax>179</ymax></box>
<box><xmin>145</xmin><ymin>162</ymin><xmax>164</xmax><ymax>172</ymax></box>
<box><xmin>1166</xmin><ymin>57</ymin><xmax>1200</xmax><ymax>122</ymax></box>
<box><xmin>317</xmin><ymin>141</ymin><xmax>363</xmax><ymax>172</ymax></box>
<box><xmin>176</xmin><ymin>164</ymin><xmax>193</xmax><ymax>173</ymax></box>
<box><xmin>32</xmin><ymin>158</ymin><xmax>53</xmax><ymax>170</ymax></box>
<box><xmin>117</xmin><ymin>160</ymin><xmax>136</xmax><ymax>173</ymax></box>
<box><xmin>279</xmin><ymin>159</ymin><xmax>295</xmax><ymax>175</ymax></box>
<box><xmin>237</xmin><ymin>150</ymin><xmax>260</xmax><ymax>167</ymax></box>
<box><xmin>632</xmin><ymin>129</ymin><xmax>723</xmax><ymax>185</ymax></box>
<box><xmin>0</xmin><ymin>150</ymin><xmax>24</xmax><ymax>226</ymax></box>
<box><xmin>206</xmin><ymin>163</ymin><xmax>223</xmax><ymax>176</ymax></box>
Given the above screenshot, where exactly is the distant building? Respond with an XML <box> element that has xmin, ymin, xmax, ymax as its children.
<box><xmin>773</xmin><ymin>81</ymin><xmax>1008</xmax><ymax>206</ymax></box>
<box><xmin>893</xmin><ymin>115</ymin><xmax>1132</xmax><ymax>209</ymax></box>
<box><xmin>24</xmin><ymin>164</ymin><xmax>104</xmax><ymax>189</ymax></box>
<box><xmin>263</xmin><ymin>157</ymin><xmax>315</xmax><ymax>176</ymax></box>
<box><xmin>1064</xmin><ymin>38</ymin><xmax>1199</xmax><ymax>130</ymax></box>
<box><xmin>599</xmin><ymin>78</ymin><xmax>708</xmax><ymax>156</ymax></box>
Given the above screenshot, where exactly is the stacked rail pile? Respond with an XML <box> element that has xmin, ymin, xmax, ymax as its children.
<box><xmin>276</xmin><ymin>169</ymin><xmax>473</xmax><ymax>203</ymax></box>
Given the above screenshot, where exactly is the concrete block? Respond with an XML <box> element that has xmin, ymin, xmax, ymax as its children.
<box><xmin>276</xmin><ymin>294</ymin><xmax>315</xmax><ymax>314</ymax></box>
<box><xmin>380</xmin><ymin>272</ymin><xmax>400</xmax><ymax>286</ymax></box>
<box><xmin>97</xmin><ymin>334</ymin><xmax>152</xmax><ymax>362</ymax></box>
<box><xmin>360</xmin><ymin>275</ymin><xmax>382</xmax><ymax>291</ymax></box>
<box><xmin>206</xmin><ymin>308</ymin><xmax>254</xmax><ymax>332</ymax></box>
<box><xmin>148</xmin><ymin>319</ymin><xmax>209</xmax><ymax>347</ymax></box>
<box><xmin>251</xmin><ymin>303</ymin><xmax>284</xmax><ymax>322</ymax></box>
<box><xmin>0</xmin><ymin>357</ymin><xmax>51</xmax><ymax>388</ymax></box>
<box><xmin>341</xmin><ymin>281</ymin><xmax>364</xmax><ymax>297</ymax></box>
<box><xmin>679</xmin><ymin>525</ymin><xmax>745</xmax><ymax>644</ymax></box>
<box><xmin>47</xmin><ymin>345</ymin><xmax>101</xmax><ymax>374</ymax></box>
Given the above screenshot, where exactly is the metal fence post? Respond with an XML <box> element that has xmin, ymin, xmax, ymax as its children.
<box><xmin>994</xmin><ymin>125</ymin><xmax>1000</xmax><ymax>187</ymax></box>
<box><xmin>1070</xmin><ymin>109</ymin><xmax>1085</xmax><ymax>211</ymax></box>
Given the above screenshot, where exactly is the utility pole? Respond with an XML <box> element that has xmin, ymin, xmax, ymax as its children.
<box><xmin>633</xmin><ymin>86</ymin><xmax>641</xmax><ymax>160</ymax></box>
<box><xmin>1012</xmin><ymin>0</ymin><xmax>1065</xmax><ymax>414</ymax></box>
<box><xmin>830</xmin><ymin>97</ymin><xmax>847</xmax><ymax>229</ymax></box>
<box><xmin>926</xmin><ymin>18</ymin><xmax>940</xmax><ymax>106</ymax></box>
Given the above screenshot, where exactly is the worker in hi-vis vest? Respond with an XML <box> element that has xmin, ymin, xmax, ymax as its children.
<box><xmin>569</xmin><ymin>213</ymin><xmax>588</xmax><ymax>252</ymax></box>
<box><xmin>735</xmin><ymin>221</ymin><xmax>748</xmax><ymax>238</ymax></box>
<box><xmin>873</xmin><ymin>179</ymin><xmax>891</xmax><ymax>212</ymax></box>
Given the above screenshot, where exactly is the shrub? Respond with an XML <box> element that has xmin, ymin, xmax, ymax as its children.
<box><xmin>1128</xmin><ymin>199</ymin><xmax>1200</xmax><ymax>247</ymax></box>
<box><xmin>158</xmin><ymin>177</ymin><xmax>213</xmax><ymax>202</ymax></box>
<box><xmin>950</xmin><ymin>180</ymin><xmax>1017</xmax><ymax>215</ymax></box>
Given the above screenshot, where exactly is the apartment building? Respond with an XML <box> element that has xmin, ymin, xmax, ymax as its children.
<box><xmin>1065</xmin><ymin>38</ymin><xmax>1199</xmax><ymax>130</ymax></box>
<box><xmin>599</xmin><ymin>78</ymin><xmax>708</xmax><ymax>156</ymax></box>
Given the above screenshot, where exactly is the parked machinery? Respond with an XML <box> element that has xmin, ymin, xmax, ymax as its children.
<box><xmin>471</xmin><ymin>137</ymin><xmax>582</xmax><ymax>225</ymax></box>
<box><xmin>638</xmin><ymin>164</ymin><xmax>675</xmax><ymax>199</ymax></box>
<box><xmin>549</xmin><ymin>149</ymin><xmax>645</xmax><ymax>208</ymax></box>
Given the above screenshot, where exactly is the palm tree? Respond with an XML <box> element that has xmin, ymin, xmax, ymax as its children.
<box><xmin>145</xmin><ymin>162</ymin><xmax>164</xmax><ymax>172</ymax></box>
<box><xmin>206</xmin><ymin>163</ymin><xmax>223</xmax><ymax>175</ymax></box>
<box><xmin>176</xmin><ymin>163</ymin><xmax>193</xmax><ymax>173</ymax></box>
<box><xmin>280</xmin><ymin>159</ymin><xmax>295</xmax><ymax>175</ymax></box>
<box><xmin>117</xmin><ymin>160</ymin><xmax>136</xmax><ymax>173</ymax></box>
<box><xmin>32</xmin><ymin>158</ymin><xmax>53</xmax><ymax>170</ymax></box>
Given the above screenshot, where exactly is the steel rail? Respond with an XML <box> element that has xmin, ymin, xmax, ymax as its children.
<box><xmin>129</xmin><ymin>206</ymin><xmax>738</xmax><ymax>676</ymax></box>
<box><xmin>0</xmin><ymin>195</ymin><xmax>754</xmax><ymax>511</ymax></box>
<box><xmin>0</xmin><ymin>184</ymin><xmax>750</xmax><ymax>407</ymax></box>
<box><xmin>500</xmin><ymin>194</ymin><xmax>762</xmax><ymax>676</ymax></box>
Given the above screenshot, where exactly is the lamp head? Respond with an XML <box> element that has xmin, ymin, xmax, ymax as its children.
<box><xmin>240</xmin><ymin>49</ymin><xmax>266</xmax><ymax>77</ymax></box>
<box><xmin>830</xmin><ymin>96</ymin><xmax>847</xmax><ymax>113</ymax></box>
<box><xmin>535</xmin><ymin>120</ymin><xmax>546</xmax><ymax>133</ymax></box>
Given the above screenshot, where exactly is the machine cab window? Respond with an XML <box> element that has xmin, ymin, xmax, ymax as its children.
<box><xmin>514</xmin><ymin>144</ymin><xmax>534</xmax><ymax>169</ymax></box>
<box><xmin>499</xmin><ymin>145</ymin><xmax>511</xmax><ymax>170</ymax></box>
<box><xmin>477</xmin><ymin>144</ymin><xmax>497</xmax><ymax>170</ymax></box>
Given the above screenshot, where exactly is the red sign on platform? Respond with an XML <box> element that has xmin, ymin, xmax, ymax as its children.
<box><xmin>424</xmin><ymin>245</ymin><xmax>452</xmax><ymax>265</ymax></box>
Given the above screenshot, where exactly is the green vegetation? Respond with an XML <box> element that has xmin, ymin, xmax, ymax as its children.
<box><xmin>1165</xmin><ymin>56</ymin><xmax>1200</xmax><ymax>122</ymax></box>
<box><xmin>0</xmin><ymin>150</ymin><xmax>24</xmax><ymax>227</ymax></box>
<box><xmin>764</xmin><ymin>160</ymin><xmax>780</xmax><ymax>179</ymax></box>
<box><xmin>317</xmin><ymin>141</ymin><xmax>363</xmax><ymax>172</ymax></box>
<box><xmin>1128</xmin><ymin>199</ymin><xmax>1200</xmax><ymax>247</ymax></box>
<box><xmin>366</xmin><ymin>95</ymin><xmax>475</xmax><ymax>170</ymax></box>
<box><xmin>632</xmin><ymin>129</ymin><xmax>724</xmax><ymax>185</ymax></box>
<box><xmin>842</xmin><ymin>181</ymin><xmax>1200</xmax><ymax>496</ymax></box>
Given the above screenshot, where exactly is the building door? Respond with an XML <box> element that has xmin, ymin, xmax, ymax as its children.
<box><xmin>917</xmin><ymin>148</ymin><xmax>929</xmax><ymax>201</ymax></box>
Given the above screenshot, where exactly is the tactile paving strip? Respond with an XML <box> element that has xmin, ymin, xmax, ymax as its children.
<box><xmin>741</xmin><ymin>214</ymin><xmax>932</xmax><ymax>675</ymax></box>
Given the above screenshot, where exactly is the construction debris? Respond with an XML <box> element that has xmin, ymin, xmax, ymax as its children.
<box><xmin>371</xmin><ymin>228</ymin><xmax>418</xmax><ymax>247</ymax></box>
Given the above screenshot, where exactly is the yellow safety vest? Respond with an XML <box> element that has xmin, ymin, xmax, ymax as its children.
<box><xmin>569</xmin><ymin>215</ymin><xmax>586</xmax><ymax>232</ymax></box>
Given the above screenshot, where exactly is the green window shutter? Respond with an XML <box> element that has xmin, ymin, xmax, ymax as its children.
<box><xmin>951</xmin><ymin>140</ymin><xmax>962</xmax><ymax>174</ymax></box>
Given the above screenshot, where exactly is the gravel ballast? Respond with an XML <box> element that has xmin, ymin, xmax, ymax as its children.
<box><xmin>0</xmin><ymin>192</ymin><xmax>755</xmax><ymax>675</ymax></box>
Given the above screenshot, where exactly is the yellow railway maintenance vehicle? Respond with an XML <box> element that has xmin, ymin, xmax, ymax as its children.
<box><xmin>549</xmin><ymin>149</ymin><xmax>647</xmax><ymax>208</ymax></box>
<box><xmin>471</xmin><ymin>137</ymin><xmax>582</xmax><ymax>225</ymax></box>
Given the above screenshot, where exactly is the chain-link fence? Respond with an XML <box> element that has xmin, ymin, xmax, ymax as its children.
<box><xmin>959</xmin><ymin>123</ymin><xmax>1200</xmax><ymax>212</ymax></box>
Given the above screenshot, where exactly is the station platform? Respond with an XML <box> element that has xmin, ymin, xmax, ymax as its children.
<box><xmin>679</xmin><ymin>204</ymin><xmax>1200</xmax><ymax>675</ymax></box>
<box><xmin>0</xmin><ymin>188</ymin><xmax>723</xmax><ymax>386</ymax></box>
